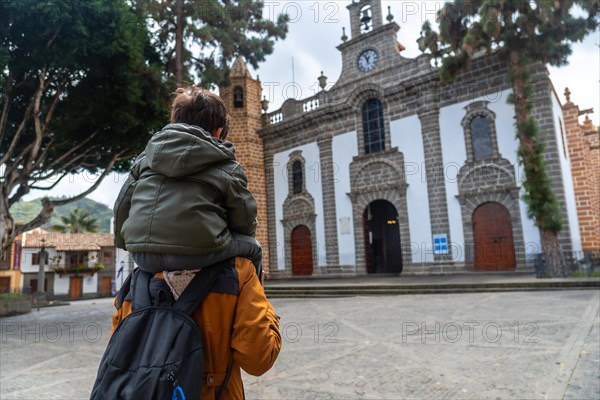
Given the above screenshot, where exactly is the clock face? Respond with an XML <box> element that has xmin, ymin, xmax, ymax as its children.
<box><xmin>357</xmin><ymin>49</ymin><xmax>378</xmax><ymax>72</ymax></box>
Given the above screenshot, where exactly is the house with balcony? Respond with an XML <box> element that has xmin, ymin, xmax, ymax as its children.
<box><xmin>20</xmin><ymin>230</ymin><xmax>116</xmax><ymax>299</ymax></box>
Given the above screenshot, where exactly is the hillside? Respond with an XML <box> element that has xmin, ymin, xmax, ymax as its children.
<box><xmin>10</xmin><ymin>198</ymin><xmax>113</xmax><ymax>233</ymax></box>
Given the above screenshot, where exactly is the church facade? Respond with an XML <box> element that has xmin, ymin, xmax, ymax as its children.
<box><xmin>220</xmin><ymin>0</ymin><xmax>595</xmax><ymax>277</ymax></box>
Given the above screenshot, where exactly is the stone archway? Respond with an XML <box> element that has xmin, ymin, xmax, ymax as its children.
<box><xmin>364</xmin><ymin>200</ymin><xmax>403</xmax><ymax>273</ymax></box>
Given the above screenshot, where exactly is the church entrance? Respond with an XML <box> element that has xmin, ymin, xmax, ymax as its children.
<box><xmin>473</xmin><ymin>202</ymin><xmax>516</xmax><ymax>270</ymax></box>
<box><xmin>291</xmin><ymin>225</ymin><xmax>313</xmax><ymax>276</ymax></box>
<box><xmin>363</xmin><ymin>200</ymin><xmax>402</xmax><ymax>273</ymax></box>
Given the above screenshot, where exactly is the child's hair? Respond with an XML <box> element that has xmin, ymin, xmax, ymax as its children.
<box><xmin>170</xmin><ymin>86</ymin><xmax>230</xmax><ymax>139</ymax></box>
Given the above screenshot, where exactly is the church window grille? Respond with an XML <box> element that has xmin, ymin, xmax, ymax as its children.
<box><xmin>471</xmin><ymin>115</ymin><xmax>494</xmax><ymax>160</ymax></box>
<box><xmin>362</xmin><ymin>99</ymin><xmax>385</xmax><ymax>154</ymax></box>
<box><xmin>292</xmin><ymin>161</ymin><xmax>303</xmax><ymax>194</ymax></box>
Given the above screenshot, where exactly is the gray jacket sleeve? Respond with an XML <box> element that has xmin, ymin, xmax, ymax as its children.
<box><xmin>113</xmin><ymin>155</ymin><xmax>144</xmax><ymax>249</ymax></box>
<box><xmin>225</xmin><ymin>164</ymin><xmax>258</xmax><ymax>237</ymax></box>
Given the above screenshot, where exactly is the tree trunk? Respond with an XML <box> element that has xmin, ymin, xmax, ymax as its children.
<box><xmin>540</xmin><ymin>228</ymin><xmax>565</xmax><ymax>277</ymax></box>
<box><xmin>0</xmin><ymin>206</ymin><xmax>11</xmax><ymax>252</ymax></box>
<box><xmin>509</xmin><ymin>50</ymin><xmax>564</xmax><ymax>276</ymax></box>
<box><xmin>175</xmin><ymin>0</ymin><xmax>184</xmax><ymax>84</ymax></box>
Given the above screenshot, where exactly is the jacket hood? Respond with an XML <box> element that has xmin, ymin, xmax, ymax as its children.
<box><xmin>145</xmin><ymin>123</ymin><xmax>236</xmax><ymax>177</ymax></box>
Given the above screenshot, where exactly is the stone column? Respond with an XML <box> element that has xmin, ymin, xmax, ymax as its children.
<box><xmin>418</xmin><ymin>89</ymin><xmax>453</xmax><ymax>262</ymax></box>
<box><xmin>317</xmin><ymin>133</ymin><xmax>340</xmax><ymax>267</ymax></box>
<box><xmin>264</xmin><ymin>152</ymin><xmax>281</xmax><ymax>275</ymax></box>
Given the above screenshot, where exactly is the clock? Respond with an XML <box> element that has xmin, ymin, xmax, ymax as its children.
<box><xmin>357</xmin><ymin>49</ymin><xmax>378</xmax><ymax>72</ymax></box>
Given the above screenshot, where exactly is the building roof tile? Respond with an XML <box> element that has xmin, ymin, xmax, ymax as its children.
<box><xmin>23</xmin><ymin>232</ymin><xmax>114</xmax><ymax>251</ymax></box>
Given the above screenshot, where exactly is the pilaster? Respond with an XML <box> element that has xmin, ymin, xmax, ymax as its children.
<box><xmin>418</xmin><ymin>88</ymin><xmax>453</xmax><ymax>262</ymax></box>
<box><xmin>317</xmin><ymin>133</ymin><xmax>340</xmax><ymax>266</ymax></box>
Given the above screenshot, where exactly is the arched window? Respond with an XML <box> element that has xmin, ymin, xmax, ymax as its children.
<box><xmin>292</xmin><ymin>161</ymin><xmax>303</xmax><ymax>194</ymax></box>
<box><xmin>362</xmin><ymin>99</ymin><xmax>385</xmax><ymax>154</ymax></box>
<box><xmin>233</xmin><ymin>86</ymin><xmax>244</xmax><ymax>108</ymax></box>
<box><xmin>470</xmin><ymin>115</ymin><xmax>493</xmax><ymax>160</ymax></box>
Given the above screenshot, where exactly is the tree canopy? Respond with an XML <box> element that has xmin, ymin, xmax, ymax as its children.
<box><xmin>0</xmin><ymin>0</ymin><xmax>169</xmax><ymax>250</ymax></box>
<box><xmin>418</xmin><ymin>0</ymin><xmax>599</xmax><ymax>275</ymax></box>
<box><xmin>133</xmin><ymin>0</ymin><xmax>289</xmax><ymax>85</ymax></box>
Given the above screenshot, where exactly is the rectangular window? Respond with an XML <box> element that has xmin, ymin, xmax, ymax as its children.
<box><xmin>69</xmin><ymin>253</ymin><xmax>86</xmax><ymax>269</ymax></box>
<box><xmin>31</xmin><ymin>253</ymin><xmax>49</xmax><ymax>265</ymax></box>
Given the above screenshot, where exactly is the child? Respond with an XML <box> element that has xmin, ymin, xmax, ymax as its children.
<box><xmin>114</xmin><ymin>86</ymin><xmax>262</xmax><ymax>293</ymax></box>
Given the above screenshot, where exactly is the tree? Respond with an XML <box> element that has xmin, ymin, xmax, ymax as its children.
<box><xmin>51</xmin><ymin>208</ymin><xmax>98</xmax><ymax>233</ymax></box>
<box><xmin>0</xmin><ymin>0</ymin><xmax>169</xmax><ymax>252</ymax></box>
<box><xmin>133</xmin><ymin>0</ymin><xmax>289</xmax><ymax>85</ymax></box>
<box><xmin>418</xmin><ymin>0</ymin><xmax>599</xmax><ymax>276</ymax></box>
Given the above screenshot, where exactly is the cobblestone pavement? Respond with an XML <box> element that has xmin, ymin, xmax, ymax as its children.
<box><xmin>1</xmin><ymin>290</ymin><xmax>598</xmax><ymax>399</ymax></box>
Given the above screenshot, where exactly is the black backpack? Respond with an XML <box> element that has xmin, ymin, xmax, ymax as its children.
<box><xmin>91</xmin><ymin>261</ymin><xmax>230</xmax><ymax>400</ymax></box>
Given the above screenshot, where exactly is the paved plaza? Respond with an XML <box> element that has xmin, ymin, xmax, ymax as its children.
<box><xmin>0</xmin><ymin>289</ymin><xmax>598</xmax><ymax>399</ymax></box>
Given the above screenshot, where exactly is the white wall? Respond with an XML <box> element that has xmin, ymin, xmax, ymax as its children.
<box><xmin>332</xmin><ymin>131</ymin><xmax>359</xmax><ymax>266</ymax></box>
<box><xmin>83</xmin><ymin>274</ymin><xmax>97</xmax><ymax>294</ymax></box>
<box><xmin>490</xmin><ymin>90</ymin><xmax>541</xmax><ymax>257</ymax></box>
<box><xmin>115</xmin><ymin>248</ymin><xmax>137</xmax><ymax>291</ymax></box>
<box><xmin>19</xmin><ymin>247</ymin><xmax>58</xmax><ymax>273</ymax></box>
<box><xmin>54</xmin><ymin>275</ymin><xmax>70</xmax><ymax>295</ymax></box>
<box><xmin>273</xmin><ymin>142</ymin><xmax>325</xmax><ymax>270</ymax></box>
<box><xmin>439</xmin><ymin>90</ymin><xmax>546</xmax><ymax>261</ymax></box>
<box><xmin>390</xmin><ymin>115</ymin><xmax>434</xmax><ymax>263</ymax></box>
<box><xmin>551</xmin><ymin>92</ymin><xmax>582</xmax><ymax>254</ymax></box>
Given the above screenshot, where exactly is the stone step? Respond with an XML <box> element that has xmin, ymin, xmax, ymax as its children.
<box><xmin>264</xmin><ymin>280</ymin><xmax>600</xmax><ymax>298</ymax></box>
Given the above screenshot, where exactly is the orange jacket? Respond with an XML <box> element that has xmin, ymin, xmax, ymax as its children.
<box><xmin>110</xmin><ymin>257</ymin><xmax>281</xmax><ymax>399</ymax></box>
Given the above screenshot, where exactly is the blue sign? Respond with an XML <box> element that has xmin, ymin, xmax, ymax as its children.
<box><xmin>433</xmin><ymin>234</ymin><xmax>449</xmax><ymax>255</ymax></box>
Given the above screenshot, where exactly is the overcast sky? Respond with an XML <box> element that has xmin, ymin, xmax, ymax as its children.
<box><xmin>23</xmin><ymin>0</ymin><xmax>600</xmax><ymax>209</ymax></box>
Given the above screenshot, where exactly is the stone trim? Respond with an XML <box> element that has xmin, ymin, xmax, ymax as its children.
<box><xmin>286</xmin><ymin>151</ymin><xmax>306</xmax><ymax>195</ymax></box>
<box><xmin>281</xmin><ymin>195</ymin><xmax>317</xmax><ymax>275</ymax></box>
<box><xmin>461</xmin><ymin>101</ymin><xmax>500</xmax><ymax>162</ymax></box>
<box><xmin>349</xmin><ymin>149</ymin><xmax>411</xmax><ymax>273</ymax></box>
<box><xmin>458</xmin><ymin>194</ymin><xmax>527</xmax><ymax>269</ymax></box>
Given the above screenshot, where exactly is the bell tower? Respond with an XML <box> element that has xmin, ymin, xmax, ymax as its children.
<box><xmin>220</xmin><ymin>57</ymin><xmax>270</xmax><ymax>275</ymax></box>
<box><xmin>348</xmin><ymin>0</ymin><xmax>384</xmax><ymax>38</ymax></box>
<box><xmin>336</xmin><ymin>0</ymin><xmax>404</xmax><ymax>86</ymax></box>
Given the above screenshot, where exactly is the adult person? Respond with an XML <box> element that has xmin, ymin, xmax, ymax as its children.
<box><xmin>110</xmin><ymin>256</ymin><xmax>281</xmax><ymax>399</ymax></box>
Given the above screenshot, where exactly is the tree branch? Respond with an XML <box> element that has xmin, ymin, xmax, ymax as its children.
<box><xmin>32</xmin><ymin>152</ymin><xmax>89</xmax><ymax>181</ymax></box>
<box><xmin>29</xmin><ymin>68</ymin><xmax>48</xmax><ymax>168</ymax></box>
<box><xmin>12</xmin><ymin>150</ymin><xmax>127</xmax><ymax>237</ymax></box>
<box><xmin>49</xmin><ymin>150</ymin><xmax>127</xmax><ymax>207</ymax></box>
<box><xmin>0</xmin><ymin>95</ymin><xmax>35</xmax><ymax>165</ymax></box>
<box><xmin>44</xmin><ymin>83</ymin><xmax>62</xmax><ymax>128</ymax></box>
<box><xmin>38</xmin><ymin>130</ymin><xmax>99</xmax><ymax>173</ymax></box>
<box><xmin>7</xmin><ymin>183</ymin><xmax>31</xmax><ymax>208</ymax></box>
<box><xmin>29</xmin><ymin>170</ymin><xmax>70</xmax><ymax>191</ymax></box>
<box><xmin>0</xmin><ymin>72</ymin><xmax>13</xmax><ymax>145</ymax></box>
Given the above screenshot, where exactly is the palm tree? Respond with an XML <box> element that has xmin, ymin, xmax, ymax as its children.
<box><xmin>51</xmin><ymin>208</ymin><xmax>98</xmax><ymax>233</ymax></box>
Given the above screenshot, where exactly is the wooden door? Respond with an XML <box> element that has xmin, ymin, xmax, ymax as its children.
<box><xmin>69</xmin><ymin>276</ymin><xmax>83</xmax><ymax>299</ymax></box>
<box><xmin>30</xmin><ymin>278</ymin><xmax>48</xmax><ymax>293</ymax></box>
<box><xmin>291</xmin><ymin>225</ymin><xmax>313</xmax><ymax>276</ymax></box>
<box><xmin>100</xmin><ymin>276</ymin><xmax>112</xmax><ymax>296</ymax></box>
<box><xmin>364</xmin><ymin>200</ymin><xmax>403</xmax><ymax>273</ymax></box>
<box><xmin>0</xmin><ymin>277</ymin><xmax>10</xmax><ymax>293</ymax></box>
<box><xmin>473</xmin><ymin>202</ymin><xmax>516</xmax><ymax>270</ymax></box>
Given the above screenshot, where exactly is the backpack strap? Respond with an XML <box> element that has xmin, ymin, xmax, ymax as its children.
<box><xmin>116</xmin><ymin>272</ymin><xmax>133</xmax><ymax>309</ymax></box>
<box><xmin>173</xmin><ymin>259</ymin><xmax>230</xmax><ymax>315</ymax></box>
<box><xmin>132</xmin><ymin>270</ymin><xmax>153</xmax><ymax>310</ymax></box>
